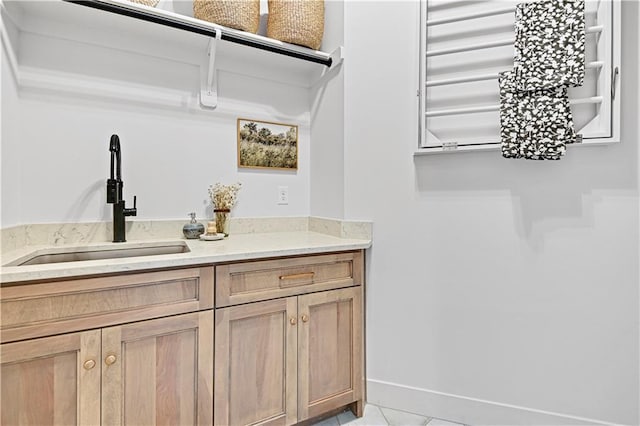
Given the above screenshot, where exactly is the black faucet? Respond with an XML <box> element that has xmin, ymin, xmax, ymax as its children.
<box><xmin>107</xmin><ymin>134</ymin><xmax>137</xmax><ymax>242</ymax></box>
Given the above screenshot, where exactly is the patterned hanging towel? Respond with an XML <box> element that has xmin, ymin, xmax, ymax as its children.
<box><xmin>499</xmin><ymin>71</ymin><xmax>576</xmax><ymax>160</ymax></box>
<box><xmin>513</xmin><ymin>0</ymin><xmax>585</xmax><ymax>91</ymax></box>
<box><xmin>499</xmin><ymin>0</ymin><xmax>585</xmax><ymax>160</ymax></box>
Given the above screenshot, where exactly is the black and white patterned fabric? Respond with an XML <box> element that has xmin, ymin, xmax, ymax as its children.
<box><xmin>499</xmin><ymin>71</ymin><xmax>576</xmax><ymax>160</ymax></box>
<box><xmin>500</xmin><ymin>0</ymin><xmax>584</xmax><ymax>160</ymax></box>
<box><xmin>513</xmin><ymin>0</ymin><xmax>586</xmax><ymax>91</ymax></box>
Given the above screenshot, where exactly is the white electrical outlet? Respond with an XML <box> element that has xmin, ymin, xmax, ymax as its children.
<box><xmin>277</xmin><ymin>186</ymin><xmax>289</xmax><ymax>205</ymax></box>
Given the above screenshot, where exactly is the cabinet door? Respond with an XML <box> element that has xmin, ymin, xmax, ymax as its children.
<box><xmin>298</xmin><ymin>287</ymin><xmax>363</xmax><ymax>421</ymax></box>
<box><xmin>101</xmin><ymin>311</ymin><xmax>213</xmax><ymax>426</ymax></box>
<box><xmin>1</xmin><ymin>330</ymin><xmax>101</xmax><ymax>426</ymax></box>
<box><xmin>215</xmin><ymin>298</ymin><xmax>298</xmax><ymax>426</ymax></box>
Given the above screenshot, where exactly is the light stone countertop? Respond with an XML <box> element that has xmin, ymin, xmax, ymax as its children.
<box><xmin>1</xmin><ymin>227</ymin><xmax>371</xmax><ymax>284</ymax></box>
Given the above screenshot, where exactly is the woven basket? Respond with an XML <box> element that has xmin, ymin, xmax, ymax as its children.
<box><xmin>193</xmin><ymin>0</ymin><xmax>260</xmax><ymax>34</ymax></box>
<box><xmin>267</xmin><ymin>0</ymin><xmax>324</xmax><ymax>50</ymax></box>
<box><xmin>128</xmin><ymin>0</ymin><xmax>159</xmax><ymax>7</ymax></box>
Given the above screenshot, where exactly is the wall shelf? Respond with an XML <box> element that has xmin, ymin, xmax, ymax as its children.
<box><xmin>66</xmin><ymin>0</ymin><xmax>339</xmax><ymax>68</ymax></box>
<box><xmin>1</xmin><ymin>0</ymin><xmax>343</xmax><ymax>101</ymax></box>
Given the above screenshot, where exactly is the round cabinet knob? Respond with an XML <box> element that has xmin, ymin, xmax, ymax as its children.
<box><xmin>301</xmin><ymin>314</ymin><xmax>309</xmax><ymax>323</ymax></box>
<box><xmin>105</xmin><ymin>354</ymin><xmax>117</xmax><ymax>366</ymax></box>
<box><xmin>83</xmin><ymin>359</ymin><xmax>96</xmax><ymax>370</ymax></box>
<box><xmin>289</xmin><ymin>317</ymin><xmax>297</xmax><ymax>325</ymax></box>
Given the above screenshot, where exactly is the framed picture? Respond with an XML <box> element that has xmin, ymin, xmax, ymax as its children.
<box><xmin>237</xmin><ymin>118</ymin><xmax>298</xmax><ymax>170</ymax></box>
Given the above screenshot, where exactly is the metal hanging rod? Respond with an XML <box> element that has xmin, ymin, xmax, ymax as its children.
<box><xmin>426</xmin><ymin>25</ymin><xmax>603</xmax><ymax>57</ymax></box>
<box><xmin>427</xmin><ymin>38</ymin><xmax>512</xmax><ymax>57</ymax></box>
<box><xmin>585</xmin><ymin>25</ymin><xmax>604</xmax><ymax>34</ymax></box>
<box><xmin>426</xmin><ymin>61</ymin><xmax>605</xmax><ymax>87</ymax></box>
<box><xmin>427</xmin><ymin>6</ymin><xmax>517</xmax><ymax>26</ymax></box>
<box><xmin>426</xmin><ymin>96</ymin><xmax>603</xmax><ymax>118</ymax></box>
<box><xmin>65</xmin><ymin>0</ymin><xmax>334</xmax><ymax>67</ymax></box>
<box><xmin>426</xmin><ymin>2</ymin><xmax>608</xmax><ymax>27</ymax></box>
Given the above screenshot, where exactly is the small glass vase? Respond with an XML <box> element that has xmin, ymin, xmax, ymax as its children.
<box><xmin>214</xmin><ymin>209</ymin><xmax>231</xmax><ymax>236</ymax></box>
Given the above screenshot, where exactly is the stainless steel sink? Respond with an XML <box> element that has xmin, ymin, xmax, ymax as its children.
<box><xmin>7</xmin><ymin>242</ymin><xmax>190</xmax><ymax>266</ymax></box>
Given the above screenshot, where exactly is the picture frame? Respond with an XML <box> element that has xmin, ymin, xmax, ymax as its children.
<box><xmin>237</xmin><ymin>118</ymin><xmax>298</xmax><ymax>170</ymax></box>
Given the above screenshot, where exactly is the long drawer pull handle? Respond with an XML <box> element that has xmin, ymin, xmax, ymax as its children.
<box><xmin>279</xmin><ymin>272</ymin><xmax>315</xmax><ymax>281</ymax></box>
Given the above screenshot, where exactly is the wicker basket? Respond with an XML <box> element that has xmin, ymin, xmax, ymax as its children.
<box><xmin>267</xmin><ymin>0</ymin><xmax>324</xmax><ymax>50</ymax></box>
<box><xmin>193</xmin><ymin>0</ymin><xmax>260</xmax><ymax>34</ymax></box>
<box><xmin>128</xmin><ymin>0</ymin><xmax>159</xmax><ymax>7</ymax></box>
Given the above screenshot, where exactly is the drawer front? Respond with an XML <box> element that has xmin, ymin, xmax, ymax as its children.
<box><xmin>1</xmin><ymin>267</ymin><xmax>214</xmax><ymax>343</ymax></box>
<box><xmin>215</xmin><ymin>251</ymin><xmax>364</xmax><ymax>307</ymax></box>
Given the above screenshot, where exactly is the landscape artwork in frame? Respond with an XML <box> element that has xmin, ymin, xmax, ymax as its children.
<box><xmin>237</xmin><ymin>118</ymin><xmax>298</xmax><ymax>170</ymax></box>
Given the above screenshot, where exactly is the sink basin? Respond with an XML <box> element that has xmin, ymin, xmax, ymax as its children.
<box><xmin>7</xmin><ymin>242</ymin><xmax>191</xmax><ymax>266</ymax></box>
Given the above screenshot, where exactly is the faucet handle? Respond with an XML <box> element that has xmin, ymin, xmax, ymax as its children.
<box><xmin>124</xmin><ymin>195</ymin><xmax>137</xmax><ymax>217</ymax></box>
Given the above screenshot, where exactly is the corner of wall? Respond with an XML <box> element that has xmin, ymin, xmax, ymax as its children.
<box><xmin>309</xmin><ymin>0</ymin><xmax>346</xmax><ymax>220</ymax></box>
<box><xmin>1</xmin><ymin>26</ymin><xmax>22</xmax><ymax>229</ymax></box>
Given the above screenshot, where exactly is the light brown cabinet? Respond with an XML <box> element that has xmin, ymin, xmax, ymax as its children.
<box><xmin>0</xmin><ymin>267</ymin><xmax>214</xmax><ymax>426</ymax></box>
<box><xmin>101</xmin><ymin>311</ymin><xmax>214</xmax><ymax>425</ymax></box>
<box><xmin>1</xmin><ymin>251</ymin><xmax>365</xmax><ymax>426</ymax></box>
<box><xmin>214</xmin><ymin>297</ymin><xmax>299</xmax><ymax>426</ymax></box>
<box><xmin>215</xmin><ymin>252</ymin><xmax>363</xmax><ymax>308</ymax></box>
<box><xmin>214</xmin><ymin>252</ymin><xmax>365</xmax><ymax>426</ymax></box>
<box><xmin>298</xmin><ymin>287</ymin><xmax>363</xmax><ymax>421</ymax></box>
<box><xmin>1</xmin><ymin>330</ymin><xmax>102</xmax><ymax>425</ymax></box>
<box><xmin>1</xmin><ymin>266</ymin><xmax>214</xmax><ymax>344</ymax></box>
<box><xmin>0</xmin><ymin>312</ymin><xmax>213</xmax><ymax>426</ymax></box>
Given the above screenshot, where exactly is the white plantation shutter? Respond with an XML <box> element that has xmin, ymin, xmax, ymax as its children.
<box><xmin>418</xmin><ymin>0</ymin><xmax>621</xmax><ymax>154</ymax></box>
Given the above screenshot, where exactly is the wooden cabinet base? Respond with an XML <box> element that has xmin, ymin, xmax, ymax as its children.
<box><xmin>0</xmin><ymin>312</ymin><xmax>213</xmax><ymax>426</ymax></box>
<box><xmin>1</xmin><ymin>330</ymin><xmax>102</xmax><ymax>426</ymax></box>
<box><xmin>298</xmin><ymin>287</ymin><xmax>363</xmax><ymax>422</ymax></box>
<box><xmin>1</xmin><ymin>267</ymin><xmax>214</xmax><ymax>344</ymax></box>
<box><xmin>102</xmin><ymin>311</ymin><xmax>213</xmax><ymax>426</ymax></box>
<box><xmin>295</xmin><ymin>402</ymin><xmax>365</xmax><ymax>426</ymax></box>
<box><xmin>214</xmin><ymin>251</ymin><xmax>365</xmax><ymax>426</ymax></box>
<box><xmin>1</xmin><ymin>250</ymin><xmax>365</xmax><ymax>426</ymax></box>
<box><xmin>214</xmin><ymin>298</ymin><xmax>298</xmax><ymax>426</ymax></box>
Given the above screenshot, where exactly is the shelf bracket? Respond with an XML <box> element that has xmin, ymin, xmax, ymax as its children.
<box><xmin>313</xmin><ymin>46</ymin><xmax>344</xmax><ymax>86</ymax></box>
<box><xmin>328</xmin><ymin>46</ymin><xmax>344</xmax><ymax>70</ymax></box>
<box><xmin>200</xmin><ymin>30</ymin><xmax>222</xmax><ymax>108</ymax></box>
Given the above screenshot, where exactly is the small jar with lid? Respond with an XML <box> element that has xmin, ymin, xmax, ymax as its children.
<box><xmin>183</xmin><ymin>212</ymin><xmax>205</xmax><ymax>239</ymax></box>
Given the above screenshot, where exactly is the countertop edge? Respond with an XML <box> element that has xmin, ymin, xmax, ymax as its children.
<box><xmin>1</xmin><ymin>233</ymin><xmax>372</xmax><ymax>284</ymax></box>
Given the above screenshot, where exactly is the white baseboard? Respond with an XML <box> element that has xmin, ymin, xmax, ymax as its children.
<box><xmin>367</xmin><ymin>379</ymin><xmax>621</xmax><ymax>426</ymax></box>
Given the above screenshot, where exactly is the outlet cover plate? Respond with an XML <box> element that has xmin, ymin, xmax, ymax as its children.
<box><xmin>277</xmin><ymin>186</ymin><xmax>289</xmax><ymax>205</ymax></box>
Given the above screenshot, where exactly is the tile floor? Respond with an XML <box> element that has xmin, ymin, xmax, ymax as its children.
<box><xmin>313</xmin><ymin>404</ymin><xmax>465</xmax><ymax>426</ymax></box>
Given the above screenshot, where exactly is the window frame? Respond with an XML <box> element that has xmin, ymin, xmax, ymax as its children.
<box><xmin>417</xmin><ymin>0</ymin><xmax>621</xmax><ymax>155</ymax></box>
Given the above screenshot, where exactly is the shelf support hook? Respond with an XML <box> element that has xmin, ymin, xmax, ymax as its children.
<box><xmin>200</xmin><ymin>30</ymin><xmax>222</xmax><ymax>108</ymax></box>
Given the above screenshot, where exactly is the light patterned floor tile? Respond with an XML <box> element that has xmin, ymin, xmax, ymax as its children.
<box><xmin>338</xmin><ymin>404</ymin><xmax>388</xmax><ymax>425</ymax></box>
<box><xmin>313</xmin><ymin>405</ymin><xmax>467</xmax><ymax>426</ymax></box>
<box><xmin>379</xmin><ymin>407</ymin><xmax>431</xmax><ymax>426</ymax></box>
<box><xmin>427</xmin><ymin>418</ymin><xmax>465</xmax><ymax>426</ymax></box>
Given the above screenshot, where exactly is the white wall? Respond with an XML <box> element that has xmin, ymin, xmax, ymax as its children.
<box><xmin>1</xmin><ymin>5</ymin><xmax>313</xmax><ymax>227</ymax></box>
<box><xmin>1</xmin><ymin>22</ymin><xmax>22</xmax><ymax>228</ymax></box>
<box><xmin>343</xmin><ymin>1</ymin><xmax>639</xmax><ymax>425</ymax></box>
<box><xmin>310</xmin><ymin>0</ymin><xmax>345</xmax><ymax>219</ymax></box>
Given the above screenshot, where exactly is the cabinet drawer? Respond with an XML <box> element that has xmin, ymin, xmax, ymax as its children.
<box><xmin>215</xmin><ymin>251</ymin><xmax>363</xmax><ymax>307</ymax></box>
<box><xmin>1</xmin><ymin>267</ymin><xmax>214</xmax><ymax>343</ymax></box>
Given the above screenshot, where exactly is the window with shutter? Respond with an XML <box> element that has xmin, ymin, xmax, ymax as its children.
<box><xmin>417</xmin><ymin>0</ymin><xmax>621</xmax><ymax>154</ymax></box>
